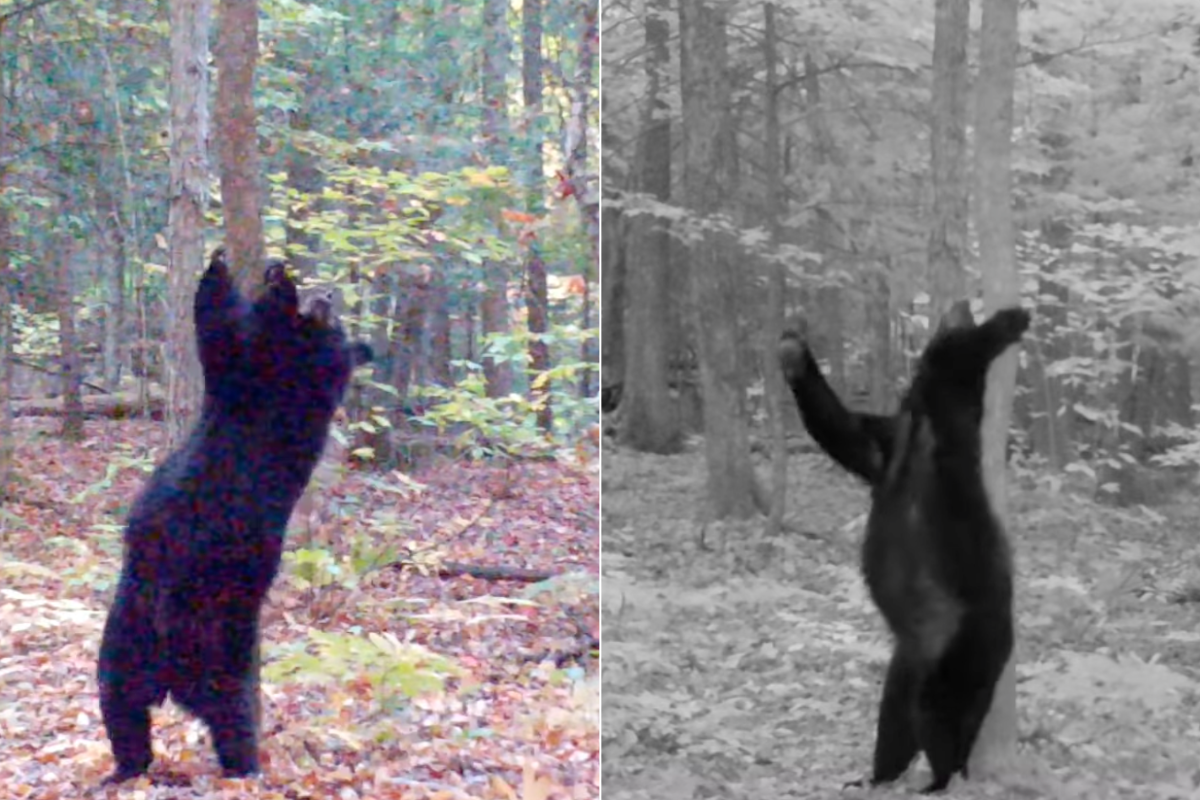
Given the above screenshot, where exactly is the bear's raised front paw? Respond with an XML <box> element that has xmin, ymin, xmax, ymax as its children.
<box><xmin>778</xmin><ymin>330</ymin><xmax>810</xmax><ymax>380</ymax></box>
<box><xmin>991</xmin><ymin>306</ymin><xmax>1031</xmax><ymax>341</ymax></box>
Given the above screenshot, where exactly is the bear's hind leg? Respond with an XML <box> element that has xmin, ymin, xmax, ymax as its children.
<box><xmin>172</xmin><ymin>609</ymin><xmax>263</xmax><ymax>777</ymax></box>
<box><xmin>97</xmin><ymin>592</ymin><xmax>164</xmax><ymax>783</ymax></box>
<box><xmin>914</xmin><ymin>611</ymin><xmax>1012</xmax><ymax>794</ymax></box>
<box><xmin>97</xmin><ymin>695</ymin><xmax>154</xmax><ymax>784</ymax></box>
<box><xmin>868</xmin><ymin>648</ymin><xmax>921</xmax><ymax>785</ymax></box>
<box><xmin>942</xmin><ymin>609</ymin><xmax>1013</xmax><ymax>779</ymax></box>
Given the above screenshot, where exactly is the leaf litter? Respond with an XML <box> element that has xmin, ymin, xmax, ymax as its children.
<box><xmin>0</xmin><ymin>418</ymin><xmax>598</xmax><ymax>799</ymax></box>
<box><xmin>602</xmin><ymin>443</ymin><xmax>1200</xmax><ymax>800</ymax></box>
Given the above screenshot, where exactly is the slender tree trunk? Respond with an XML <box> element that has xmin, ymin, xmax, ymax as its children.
<box><xmin>522</xmin><ymin>0</ymin><xmax>552</xmax><ymax>431</ymax></box>
<box><xmin>619</xmin><ymin>0</ymin><xmax>679</xmax><ymax>454</ymax></box>
<box><xmin>90</xmin><ymin>179</ymin><xmax>123</xmax><ymax>390</ymax></box>
<box><xmin>599</xmin><ymin>199</ymin><xmax>625</xmax><ymax>393</ymax></box>
<box><xmin>167</xmin><ymin>0</ymin><xmax>211</xmax><ymax>446</ymax></box>
<box><xmin>284</xmin><ymin>71</ymin><xmax>322</xmax><ymax>276</ymax></box>
<box><xmin>57</xmin><ymin>230</ymin><xmax>84</xmax><ymax>442</ymax></box>
<box><xmin>428</xmin><ymin>272</ymin><xmax>452</xmax><ymax>387</ymax></box>
<box><xmin>215</xmin><ymin>0</ymin><xmax>264</xmax><ymax>288</ymax></box>
<box><xmin>762</xmin><ymin>2</ymin><xmax>787</xmax><ymax>535</ymax></box>
<box><xmin>98</xmin><ymin>41</ymin><xmax>141</xmax><ymax>393</ymax></box>
<box><xmin>804</xmin><ymin>52</ymin><xmax>844</xmax><ymax>392</ymax></box>
<box><xmin>0</xmin><ymin>23</ymin><xmax>13</xmax><ymax>496</ymax></box>
<box><xmin>480</xmin><ymin>0</ymin><xmax>513</xmax><ymax>398</ymax></box>
<box><xmin>866</xmin><ymin>265</ymin><xmax>892</xmax><ymax>409</ymax></box>
<box><xmin>928</xmin><ymin>0</ymin><xmax>970</xmax><ymax>314</ymax></box>
<box><xmin>97</xmin><ymin>186</ymin><xmax>126</xmax><ymax>390</ymax></box>
<box><xmin>570</xmin><ymin>0</ymin><xmax>599</xmax><ymax>399</ymax></box>
<box><xmin>973</xmin><ymin>0</ymin><xmax>1020</xmax><ymax>777</ymax></box>
<box><xmin>679</xmin><ymin>1</ymin><xmax>760</xmax><ymax>518</ymax></box>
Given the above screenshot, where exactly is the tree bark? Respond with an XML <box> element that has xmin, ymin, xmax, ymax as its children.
<box><xmin>96</xmin><ymin>183</ymin><xmax>125</xmax><ymax>390</ymax></box>
<box><xmin>762</xmin><ymin>3</ymin><xmax>787</xmax><ymax>535</ymax></box>
<box><xmin>618</xmin><ymin>0</ymin><xmax>679</xmax><ymax>454</ymax></box>
<box><xmin>570</xmin><ymin>0</ymin><xmax>599</xmax><ymax>399</ymax></box>
<box><xmin>928</xmin><ymin>0</ymin><xmax>970</xmax><ymax>315</ymax></box>
<box><xmin>521</xmin><ymin>0</ymin><xmax>552</xmax><ymax>431</ymax></box>
<box><xmin>805</xmin><ymin>52</ymin><xmax>844</xmax><ymax>392</ymax></box>
<box><xmin>679</xmin><ymin>1</ymin><xmax>760</xmax><ymax>518</ymax></box>
<box><xmin>599</xmin><ymin>199</ymin><xmax>625</xmax><ymax>394</ymax></box>
<box><xmin>166</xmin><ymin>0</ymin><xmax>211</xmax><ymax>447</ymax></box>
<box><xmin>0</xmin><ymin>22</ymin><xmax>13</xmax><ymax>495</ymax></box>
<box><xmin>480</xmin><ymin>0</ymin><xmax>513</xmax><ymax>397</ymax></box>
<box><xmin>56</xmin><ymin>229</ymin><xmax>84</xmax><ymax>442</ymax></box>
<box><xmin>428</xmin><ymin>272</ymin><xmax>452</xmax><ymax>388</ymax></box>
<box><xmin>973</xmin><ymin>0</ymin><xmax>1020</xmax><ymax>778</ymax></box>
<box><xmin>215</xmin><ymin>0</ymin><xmax>264</xmax><ymax>290</ymax></box>
<box><xmin>284</xmin><ymin>70</ymin><xmax>322</xmax><ymax>276</ymax></box>
<box><xmin>866</xmin><ymin>264</ymin><xmax>892</xmax><ymax>409</ymax></box>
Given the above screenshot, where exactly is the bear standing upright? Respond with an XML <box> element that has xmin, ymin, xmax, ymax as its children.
<box><xmin>779</xmin><ymin>302</ymin><xmax>1029</xmax><ymax>794</ymax></box>
<box><xmin>97</xmin><ymin>248</ymin><xmax>372</xmax><ymax>784</ymax></box>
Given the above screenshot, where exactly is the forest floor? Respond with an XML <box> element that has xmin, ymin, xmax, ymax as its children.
<box><xmin>602</xmin><ymin>438</ymin><xmax>1200</xmax><ymax>800</ymax></box>
<box><xmin>0</xmin><ymin>418</ymin><xmax>599</xmax><ymax>799</ymax></box>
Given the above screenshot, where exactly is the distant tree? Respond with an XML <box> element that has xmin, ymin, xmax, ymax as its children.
<box><xmin>618</xmin><ymin>0</ymin><xmax>680</xmax><ymax>455</ymax></box>
<box><xmin>522</xmin><ymin>0</ymin><xmax>552</xmax><ymax>431</ymax></box>
<box><xmin>480</xmin><ymin>0</ymin><xmax>514</xmax><ymax>398</ymax></box>
<box><xmin>679</xmin><ymin>1</ymin><xmax>761</xmax><ymax>518</ymax></box>
<box><xmin>56</xmin><ymin>222</ymin><xmax>84</xmax><ymax>441</ymax></box>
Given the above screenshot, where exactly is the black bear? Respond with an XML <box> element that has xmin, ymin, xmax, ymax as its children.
<box><xmin>778</xmin><ymin>302</ymin><xmax>1029</xmax><ymax>794</ymax></box>
<box><xmin>96</xmin><ymin>248</ymin><xmax>372</xmax><ymax>784</ymax></box>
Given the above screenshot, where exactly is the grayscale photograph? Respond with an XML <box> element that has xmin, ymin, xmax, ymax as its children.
<box><xmin>601</xmin><ymin>1</ymin><xmax>1200</xmax><ymax>797</ymax></box>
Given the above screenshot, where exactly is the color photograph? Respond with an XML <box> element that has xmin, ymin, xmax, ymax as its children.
<box><xmin>0</xmin><ymin>0</ymin><xmax>598</xmax><ymax>796</ymax></box>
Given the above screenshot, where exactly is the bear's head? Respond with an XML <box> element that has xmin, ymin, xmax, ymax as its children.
<box><xmin>248</xmin><ymin>257</ymin><xmax>373</xmax><ymax>419</ymax></box>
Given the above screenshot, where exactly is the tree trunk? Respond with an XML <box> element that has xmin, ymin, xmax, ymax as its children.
<box><xmin>95</xmin><ymin>184</ymin><xmax>125</xmax><ymax>390</ymax></box>
<box><xmin>569</xmin><ymin>0</ymin><xmax>599</xmax><ymax>399</ymax></box>
<box><xmin>599</xmin><ymin>199</ymin><xmax>625</xmax><ymax>392</ymax></box>
<box><xmin>521</xmin><ymin>0</ymin><xmax>552</xmax><ymax>431</ymax></box>
<box><xmin>284</xmin><ymin>71</ymin><xmax>322</xmax><ymax>276</ymax></box>
<box><xmin>866</xmin><ymin>264</ymin><xmax>892</xmax><ymax>409</ymax></box>
<box><xmin>97</xmin><ymin>38</ymin><xmax>141</xmax><ymax>395</ymax></box>
<box><xmin>56</xmin><ymin>230</ymin><xmax>84</xmax><ymax>442</ymax></box>
<box><xmin>928</xmin><ymin>0</ymin><xmax>970</xmax><ymax>315</ymax></box>
<box><xmin>428</xmin><ymin>271</ymin><xmax>452</xmax><ymax>388</ymax></box>
<box><xmin>805</xmin><ymin>52</ymin><xmax>844</xmax><ymax>392</ymax></box>
<box><xmin>762</xmin><ymin>2</ymin><xmax>787</xmax><ymax>535</ymax></box>
<box><xmin>679</xmin><ymin>1</ymin><xmax>760</xmax><ymax>518</ymax></box>
<box><xmin>1022</xmin><ymin>272</ymin><xmax>1073</xmax><ymax>468</ymax></box>
<box><xmin>973</xmin><ymin>0</ymin><xmax>1020</xmax><ymax>778</ymax></box>
<box><xmin>618</xmin><ymin>0</ymin><xmax>679</xmax><ymax>454</ymax></box>
<box><xmin>0</xmin><ymin>26</ymin><xmax>13</xmax><ymax>496</ymax></box>
<box><xmin>215</xmin><ymin>0</ymin><xmax>264</xmax><ymax>288</ymax></box>
<box><xmin>480</xmin><ymin>0</ymin><xmax>513</xmax><ymax>398</ymax></box>
<box><xmin>166</xmin><ymin>0</ymin><xmax>212</xmax><ymax>447</ymax></box>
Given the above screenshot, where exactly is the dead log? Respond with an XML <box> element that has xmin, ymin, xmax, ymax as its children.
<box><xmin>391</xmin><ymin>558</ymin><xmax>555</xmax><ymax>583</ymax></box>
<box><xmin>13</xmin><ymin>390</ymin><xmax>165</xmax><ymax>420</ymax></box>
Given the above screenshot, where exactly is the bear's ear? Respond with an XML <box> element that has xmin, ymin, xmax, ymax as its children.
<box><xmin>263</xmin><ymin>258</ymin><xmax>299</xmax><ymax>316</ymax></box>
<box><xmin>349</xmin><ymin>342</ymin><xmax>373</xmax><ymax>368</ymax></box>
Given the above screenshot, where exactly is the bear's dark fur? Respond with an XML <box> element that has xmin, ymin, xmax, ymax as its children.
<box><xmin>779</xmin><ymin>303</ymin><xmax>1029</xmax><ymax>794</ymax></box>
<box><xmin>97</xmin><ymin>248</ymin><xmax>372</xmax><ymax>784</ymax></box>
